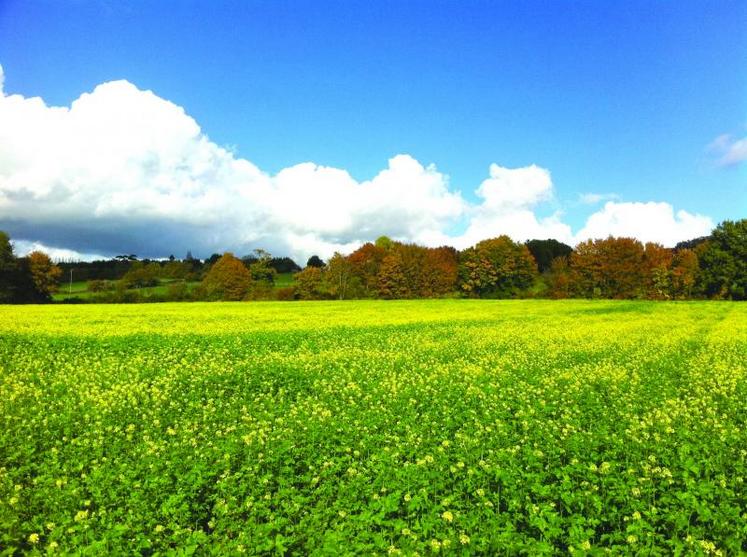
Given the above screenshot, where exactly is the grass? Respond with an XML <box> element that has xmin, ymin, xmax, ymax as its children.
<box><xmin>52</xmin><ymin>274</ymin><xmax>296</xmax><ymax>301</ymax></box>
<box><xmin>0</xmin><ymin>300</ymin><xmax>745</xmax><ymax>554</ymax></box>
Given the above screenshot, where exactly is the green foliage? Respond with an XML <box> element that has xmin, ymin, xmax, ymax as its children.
<box><xmin>0</xmin><ymin>300</ymin><xmax>745</xmax><ymax>554</ymax></box>
<box><xmin>458</xmin><ymin>236</ymin><xmax>538</xmax><ymax>297</ymax></box>
<box><xmin>305</xmin><ymin>255</ymin><xmax>325</xmax><ymax>268</ymax></box>
<box><xmin>526</xmin><ymin>239</ymin><xmax>573</xmax><ymax>273</ymax></box>
<box><xmin>325</xmin><ymin>253</ymin><xmax>355</xmax><ymax>300</ymax></box>
<box><xmin>697</xmin><ymin>219</ymin><xmax>747</xmax><ymax>300</ymax></box>
<box><xmin>374</xmin><ymin>235</ymin><xmax>394</xmax><ymax>251</ymax></box>
<box><xmin>121</xmin><ymin>261</ymin><xmax>161</xmax><ymax>289</ymax></box>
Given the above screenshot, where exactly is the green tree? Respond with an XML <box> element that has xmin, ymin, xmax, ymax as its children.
<box><xmin>306</xmin><ymin>255</ymin><xmax>325</xmax><ymax>268</ymax></box>
<box><xmin>458</xmin><ymin>236</ymin><xmax>538</xmax><ymax>298</ymax></box>
<box><xmin>697</xmin><ymin>219</ymin><xmax>747</xmax><ymax>299</ymax></box>
<box><xmin>325</xmin><ymin>253</ymin><xmax>356</xmax><ymax>300</ymax></box>
<box><xmin>526</xmin><ymin>239</ymin><xmax>573</xmax><ymax>273</ymax></box>
<box><xmin>201</xmin><ymin>253</ymin><xmax>253</xmax><ymax>301</ymax></box>
<box><xmin>374</xmin><ymin>235</ymin><xmax>394</xmax><ymax>251</ymax></box>
<box><xmin>247</xmin><ymin>249</ymin><xmax>277</xmax><ymax>285</ymax></box>
<box><xmin>0</xmin><ymin>231</ymin><xmax>17</xmax><ymax>303</ymax></box>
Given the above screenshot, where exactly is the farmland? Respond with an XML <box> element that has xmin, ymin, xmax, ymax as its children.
<box><xmin>1</xmin><ymin>300</ymin><xmax>746</xmax><ymax>554</ymax></box>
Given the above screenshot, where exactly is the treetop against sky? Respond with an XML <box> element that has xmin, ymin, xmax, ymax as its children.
<box><xmin>0</xmin><ymin>1</ymin><xmax>744</xmax><ymax>262</ymax></box>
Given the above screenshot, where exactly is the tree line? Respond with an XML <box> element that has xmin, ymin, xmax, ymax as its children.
<box><xmin>0</xmin><ymin>218</ymin><xmax>744</xmax><ymax>303</ymax></box>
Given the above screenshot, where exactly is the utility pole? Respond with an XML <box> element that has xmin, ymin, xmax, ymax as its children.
<box><xmin>69</xmin><ymin>268</ymin><xmax>73</xmax><ymax>295</ymax></box>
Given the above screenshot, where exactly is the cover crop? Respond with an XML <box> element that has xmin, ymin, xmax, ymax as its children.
<box><xmin>0</xmin><ymin>300</ymin><xmax>745</xmax><ymax>555</ymax></box>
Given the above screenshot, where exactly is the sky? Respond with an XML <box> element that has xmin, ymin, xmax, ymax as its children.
<box><xmin>0</xmin><ymin>0</ymin><xmax>745</xmax><ymax>262</ymax></box>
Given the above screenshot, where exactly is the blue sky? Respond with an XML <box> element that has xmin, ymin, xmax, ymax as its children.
<box><xmin>0</xmin><ymin>1</ymin><xmax>745</xmax><ymax>260</ymax></box>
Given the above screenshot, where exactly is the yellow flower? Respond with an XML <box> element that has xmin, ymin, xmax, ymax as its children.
<box><xmin>441</xmin><ymin>510</ymin><xmax>453</xmax><ymax>522</ymax></box>
<box><xmin>28</xmin><ymin>533</ymin><xmax>40</xmax><ymax>544</ymax></box>
<box><xmin>581</xmin><ymin>540</ymin><xmax>591</xmax><ymax>550</ymax></box>
<box><xmin>459</xmin><ymin>533</ymin><xmax>470</xmax><ymax>545</ymax></box>
<box><xmin>74</xmin><ymin>510</ymin><xmax>89</xmax><ymax>522</ymax></box>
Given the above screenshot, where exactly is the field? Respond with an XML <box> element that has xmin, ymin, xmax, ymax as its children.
<box><xmin>1</xmin><ymin>300</ymin><xmax>746</xmax><ymax>555</ymax></box>
<box><xmin>51</xmin><ymin>273</ymin><xmax>296</xmax><ymax>301</ymax></box>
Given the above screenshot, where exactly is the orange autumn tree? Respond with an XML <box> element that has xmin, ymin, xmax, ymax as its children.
<box><xmin>201</xmin><ymin>252</ymin><xmax>252</xmax><ymax>301</ymax></box>
<box><xmin>28</xmin><ymin>251</ymin><xmax>63</xmax><ymax>299</ymax></box>
<box><xmin>347</xmin><ymin>242</ymin><xmax>386</xmax><ymax>297</ymax></box>
<box><xmin>643</xmin><ymin>242</ymin><xmax>674</xmax><ymax>299</ymax></box>
<box><xmin>421</xmin><ymin>246</ymin><xmax>459</xmax><ymax>297</ymax></box>
<box><xmin>670</xmin><ymin>248</ymin><xmax>699</xmax><ymax>299</ymax></box>
<box><xmin>569</xmin><ymin>237</ymin><xmax>647</xmax><ymax>298</ymax></box>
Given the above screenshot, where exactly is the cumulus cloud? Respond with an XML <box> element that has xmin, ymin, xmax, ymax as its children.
<box><xmin>451</xmin><ymin>164</ymin><xmax>573</xmax><ymax>248</ymax></box>
<box><xmin>0</xmin><ymin>74</ymin><xmax>465</xmax><ymax>260</ymax></box>
<box><xmin>574</xmin><ymin>202</ymin><xmax>713</xmax><ymax>247</ymax></box>
<box><xmin>708</xmin><ymin>133</ymin><xmax>747</xmax><ymax>167</ymax></box>
<box><xmin>0</xmin><ymin>67</ymin><xmax>716</xmax><ymax>260</ymax></box>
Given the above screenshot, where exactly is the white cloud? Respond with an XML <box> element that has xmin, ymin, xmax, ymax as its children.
<box><xmin>578</xmin><ymin>192</ymin><xmax>620</xmax><ymax>204</ymax></box>
<box><xmin>0</xmin><ymin>67</ymin><xmax>716</xmax><ymax>261</ymax></box>
<box><xmin>708</xmin><ymin>133</ymin><xmax>747</xmax><ymax>167</ymax></box>
<box><xmin>450</xmin><ymin>164</ymin><xmax>573</xmax><ymax>248</ymax></box>
<box><xmin>0</xmin><ymin>75</ymin><xmax>466</xmax><ymax>261</ymax></box>
<box><xmin>574</xmin><ymin>201</ymin><xmax>713</xmax><ymax>247</ymax></box>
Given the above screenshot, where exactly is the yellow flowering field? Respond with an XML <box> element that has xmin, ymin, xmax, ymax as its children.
<box><xmin>1</xmin><ymin>300</ymin><xmax>746</xmax><ymax>554</ymax></box>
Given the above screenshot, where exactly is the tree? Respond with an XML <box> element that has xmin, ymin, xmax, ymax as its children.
<box><xmin>643</xmin><ymin>243</ymin><xmax>673</xmax><ymax>299</ymax></box>
<box><xmin>121</xmin><ymin>261</ymin><xmax>160</xmax><ymax>288</ymax></box>
<box><xmin>0</xmin><ymin>231</ymin><xmax>17</xmax><ymax>303</ymax></box>
<box><xmin>547</xmin><ymin>256</ymin><xmax>572</xmax><ymax>299</ymax></box>
<box><xmin>674</xmin><ymin>236</ymin><xmax>709</xmax><ymax>251</ymax></box>
<box><xmin>422</xmin><ymin>246</ymin><xmax>459</xmax><ymax>297</ymax></box>
<box><xmin>375</xmin><ymin>236</ymin><xmax>394</xmax><ymax>251</ymax></box>
<box><xmin>270</xmin><ymin>257</ymin><xmax>301</xmax><ymax>274</ymax></box>
<box><xmin>697</xmin><ymin>219</ymin><xmax>747</xmax><ymax>299</ymax></box>
<box><xmin>526</xmin><ymin>239</ymin><xmax>573</xmax><ymax>273</ymax></box>
<box><xmin>306</xmin><ymin>255</ymin><xmax>325</xmax><ymax>268</ymax></box>
<box><xmin>205</xmin><ymin>253</ymin><xmax>222</xmax><ymax>266</ymax></box>
<box><xmin>0</xmin><ymin>233</ymin><xmax>50</xmax><ymax>303</ymax></box>
<box><xmin>325</xmin><ymin>253</ymin><xmax>355</xmax><ymax>300</ymax></box>
<box><xmin>294</xmin><ymin>266</ymin><xmax>325</xmax><ymax>299</ymax></box>
<box><xmin>348</xmin><ymin>243</ymin><xmax>386</xmax><ymax>297</ymax></box>
<box><xmin>377</xmin><ymin>251</ymin><xmax>409</xmax><ymax>299</ymax></box>
<box><xmin>201</xmin><ymin>253</ymin><xmax>253</xmax><ymax>301</ymax></box>
<box><xmin>569</xmin><ymin>237</ymin><xmax>647</xmax><ymax>299</ymax></box>
<box><xmin>245</xmin><ymin>249</ymin><xmax>277</xmax><ymax>286</ymax></box>
<box><xmin>28</xmin><ymin>251</ymin><xmax>63</xmax><ymax>298</ymax></box>
<box><xmin>670</xmin><ymin>249</ymin><xmax>698</xmax><ymax>299</ymax></box>
<box><xmin>458</xmin><ymin>236</ymin><xmax>538</xmax><ymax>298</ymax></box>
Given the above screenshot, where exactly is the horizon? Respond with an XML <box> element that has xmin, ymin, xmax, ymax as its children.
<box><xmin>0</xmin><ymin>1</ymin><xmax>745</xmax><ymax>262</ymax></box>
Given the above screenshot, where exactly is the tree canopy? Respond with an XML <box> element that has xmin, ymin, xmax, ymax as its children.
<box><xmin>201</xmin><ymin>253</ymin><xmax>253</xmax><ymax>301</ymax></box>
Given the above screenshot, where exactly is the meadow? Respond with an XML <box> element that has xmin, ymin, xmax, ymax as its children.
<box><xmin>0</xmin><ymin>300</ymin><xmax>745</xmax><ymax>555</ymax></box>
